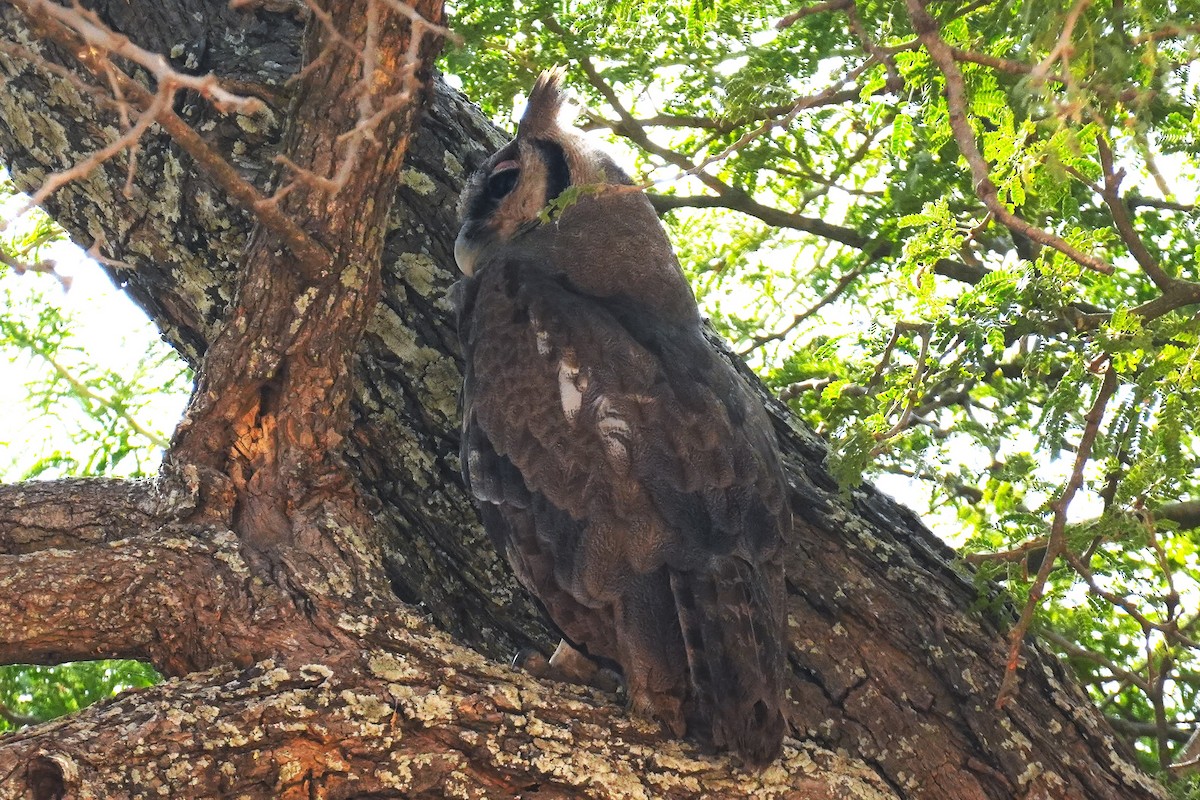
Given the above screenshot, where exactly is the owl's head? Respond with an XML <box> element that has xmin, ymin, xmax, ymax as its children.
<box><xmin>453</xmin><ymin>69</ymin><xmax>636</xmax><ymax>277</ymax></box>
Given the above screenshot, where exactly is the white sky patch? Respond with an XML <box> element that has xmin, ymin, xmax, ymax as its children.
<box><xmin>0</xmin><ymin>189</ymin><xmax>188</xmax><ymax>479</ymax></box>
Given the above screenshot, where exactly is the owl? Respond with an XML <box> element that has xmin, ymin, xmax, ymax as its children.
<box><xmin>453</xmin><ymin>71</ymin><xmax>790</xmax><ymax>767</ymax></box>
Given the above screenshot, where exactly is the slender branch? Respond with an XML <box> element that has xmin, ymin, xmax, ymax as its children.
<box><xmin>905</xmin><ymin>0</ymin><xmax>1113</xmax><ymax>275</ymax></box>
<box><xmin>680</xmin><ymin>57</ymin><xmax>880</xmax><ymax>183</ymax></box>
<box><xmin>0</xmin><ymin>703</ymin><xmax>41</xmax><ymax>727</ymax></box>
<box><xmin>871</xmin><ymin>323</ymin><xmax>933</xmax><ymax>453</ymax></box>
<box><xmin>996</xmin><ymin>366</ymin><xmax>1118</xmax><ymax>707</ymax></box>
<box><xmin>0</xmin><ymin>246</ymin><xmax>67</xmax><ymax>288</ymax></box>
<box><xmin>1064</xmin><ymin>549</ymin><xmax>1200</xmax><ymax>650</ymax></box>
<box><xmin>38</xmin><ymin>351</ymin><xmax>170</xmax><ymax>449</ymax></box>
<box><xmin>647</xmin><ymin>191</ymin><xmax>880</xmax><ymax>251</ymax></box>
<box><xmin>1128</xmin><ymin>196</ymin><xmax>1195</xmax><ymax>212</ymax></box>
<box><xmin>2</xmin><ymin>89</ymin><xmax>168</xmax><ymax>228</ymax></box>
<box><xmin>950</xmin><ymin>47</ymin><xmax>1068</xmax><ymax>83</ymax></box>
<box><xmin>964</xmin><ymin>537</ymin><xmax>1051</xmax><ymax>566</ymax></box>
<box><xmin>0</xmin><ymin>529</ymin><xmax>299</xmax><ymax>675</ymax></box>
<box><xmin>776</xmin><ymin>0</ymin><xmax>853</xmax><ymax>30</ymax></box>
<box><xmin>1132</xmin><ymin>22</ymin><xmax>1200</xmax><ymax>44</ymax></box>
<box><xmin>1096</xmin><ymin>135</ymin><xmax>1174</xmax><ymax>291</ymax></box>
<box><xmin>1029</xmin><ymin>0</ymin><xmax>1091</xmax><ymax>90</ymax></box>
<box><xmin>737</xmin><ymin>263</ymin><xmax>866</xmax><ymax>356</ymax></box>
<box><xmin>1039</xmin><ymin>629</ymin><xmax>1150</xmax><ymax>692</ymax></box>
<box><xmin>1105</xmin><ymin>716</ymin><xmax>1191</xmax><ymax>743</ymax></box>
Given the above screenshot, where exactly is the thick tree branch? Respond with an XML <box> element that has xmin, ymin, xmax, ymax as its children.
<box><xmin>167</xmin><ymin>0</ymin><xmax>445</xmax><ymax>576</ymax></box>
<box><xmin>0</xmin><ymin>628</ymin><xmax>894</xmax><ymax>799</ymax></box>
<box><xmin>0</xmin><ymin>529</ymin><xmax>306</xmax><ymax>674</ymax></box>
<box><xmin>1158</xmin><ymin>500</ymin><xmax>1200</xmax><ymax>531</ymax></box>
<box><xmin>0</xmin><ymin>478</ymin><xmax>167</xmax><ymax>554</ymax></box>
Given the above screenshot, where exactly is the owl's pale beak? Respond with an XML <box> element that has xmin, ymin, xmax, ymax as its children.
<box><xmin>454</xmin><ymin>229</ymin><xmax>481</xmax><ymax>276</ymax></box>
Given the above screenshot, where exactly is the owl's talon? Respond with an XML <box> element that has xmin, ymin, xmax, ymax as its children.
<box><xmin>512</xmin><ymin>647</ymin><xmax>550</xmax><ymax>678</ymax></box>
<box><xmin>592</xmin><ymin>667</ymin><xmax>621</xmax><ymax>694</ymax></box>
<box><xmin>513</xmin><ymin>639</ymin><xmax>619</xmax><ymax>693</ymax></box>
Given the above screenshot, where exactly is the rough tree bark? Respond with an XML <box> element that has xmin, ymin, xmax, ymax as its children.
<box><xmin>0</xmin><ymin>1</ymin><xmax>1169</xmax><ymax>798</ymax></box>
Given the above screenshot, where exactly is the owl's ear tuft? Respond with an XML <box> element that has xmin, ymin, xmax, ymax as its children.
<box><xmin>519</xmin><ymin>67</ymin><xmax>568</xmax><ymax>138</ymax></box>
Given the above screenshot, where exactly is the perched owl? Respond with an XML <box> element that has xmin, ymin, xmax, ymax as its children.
<box><xmin>453</xmin><ymin>71</ymin><xmax>790</xmax><ymax>767</ymax></box>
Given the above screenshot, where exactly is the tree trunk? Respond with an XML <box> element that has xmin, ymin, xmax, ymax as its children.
<box><xmin>0</xmin><ymin>1</ymin><xmax>1168</xmax><ymax>798</ymax></box>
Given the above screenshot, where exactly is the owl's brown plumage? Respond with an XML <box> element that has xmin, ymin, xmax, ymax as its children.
<box><xmin>453</xmin><ymin>71</ymin><xmax>790</xmax><ymax>766</ymax></box>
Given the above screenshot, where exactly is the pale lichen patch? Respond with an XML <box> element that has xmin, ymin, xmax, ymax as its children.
<box><xmin>443</xmin><ymin>150</ymin><xmax>464</xmax><ymax>179</ymax></box>
<box><xmin>369</xmin><ymin>651</ymin><xmax>423</xmax><ymax>682</ymax></box>
<box><xmin>388</xmin><ymin>683</ymin><xmax>457</xmax><ymax>725</ymax></box>
<box><xmin>299</xmin><ymin>663</ymin><xmax>335</xmax><ymax>682</ymax></box>
<box><xmin>399</xmin><ymin>167</ymin><xmax>436</xmax><ymax>195</ymax></box>
<box><xmin>257</xmin><ymin>667</ymin><xmax>292</xmax><ymax>689</ymax></box>
<box><xmin>339</xmin><ymin>689</ymin><xmax>392</xmax><ymax>723</ymax></box>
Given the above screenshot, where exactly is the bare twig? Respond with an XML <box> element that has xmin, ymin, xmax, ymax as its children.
<box><xmin>9</xmin><ymin>90</ymin><xmax>168</xmax><ymax>223</ymax></box>
<box><xmin>0</xmin><ymin>247</ymin><xmax>67</xmax><ymax>289</ymax></box>
<box><xmin>682</xmin><ymin>56</ymin><xmax>880</xmax><ymax>183</ymax></box>
<box><xmin>86</xmin><ymin>232</ymin><xmax>137</xmax><ymax>271</ymax></box>
<box><xmin>1029</xmin><ymin>0</ymin><xmax>1091</xmax><ymax>91</ymax></box>
<box><xmin>375</xmin><ymin>0</ymin><xmax>460</xmax><ymax>42</ymax></box>
<box><xmin>29</xmin><ymin>0</ymin><xmax>263</xmax><ymax>114</ymax></box>
<box><xmin>845</xmin><ymin>1</ymin><xmax>901</xmax><ymax>90</ymax></box>
<box><xmin>274</xmin><ymin>0</ymin><xmax>436</xmax><ymax>195</ymax></box>
<box><xmin>6</xmin><ymin>0</ymin><xmax>330</xmax><ymax>271</ymax></box>
<box><xmin>738</xmin><ymin>264</ymin><xmax>866</xmax><ymax>356</ymax></box>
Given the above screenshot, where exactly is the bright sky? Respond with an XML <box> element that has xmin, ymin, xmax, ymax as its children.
<box><xmin>0</xmin><ymin>194</ymin><xmax>187</xmax><ymax>479</ymax></box>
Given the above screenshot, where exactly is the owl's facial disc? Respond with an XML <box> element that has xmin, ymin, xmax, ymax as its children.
<box><xmin>455</xmin><ymin>150</ymin><xmax>539</xmax><ymax>276</ymax></box>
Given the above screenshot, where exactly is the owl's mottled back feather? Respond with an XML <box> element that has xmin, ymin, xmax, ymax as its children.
<box><xmin>453</xmin><ymin>72</ymin><xmax>791</xmax><ymax>767</ymax></box>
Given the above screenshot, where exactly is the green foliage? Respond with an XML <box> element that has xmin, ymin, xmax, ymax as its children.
<box><xmin>443</xmin><ymin>0</ymin><xmax>1200</xmax><ymax>772</ymax></box>
<box><xmin>0</xmin><ymin>662</ymin><xmax>160</xmax><ymax>734</ymax></box>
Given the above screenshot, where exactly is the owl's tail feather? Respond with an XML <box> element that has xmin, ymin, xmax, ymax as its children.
<box><xmin>670</xmin><ymin>557</ymin><xmax>788</xmax><ymax>768</ymax></box>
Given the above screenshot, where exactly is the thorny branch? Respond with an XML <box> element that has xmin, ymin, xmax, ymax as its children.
<box><xmin>5</xmin><ymin>0</ymin><xmax>449</xmax><ymax>276</ymax></box>
<box><xmin>4</xmin><ymin>0</ymin><xmax>327</xmax><ymax>270</ymax></box>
